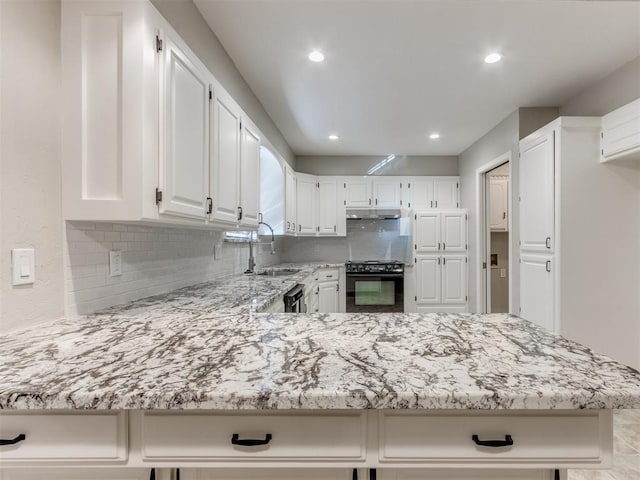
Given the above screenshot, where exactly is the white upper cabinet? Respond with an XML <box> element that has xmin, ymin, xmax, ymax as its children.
<box><xmin>211</xmin><ymin>89</ymin><xmax>242</xmax><ymax>225</ymax></box>
<box><xmin>62</xmin><ymin>0</ymin><xmax>162</xmax><ymax>222</ymax></box>
<box><xmin>296</xmin><ymin>174</ymin><xmax>317</xmax><ymax>235</ymax></box>
<box><xmin>601</xmin><ymin>98</ymin><xmax>640</xmax><ymax>162</ymax></box>
<box><xmin>434</xmin><ymin>178</ymin><xmax>460</xmax><ymax>209</ymax></box>
<box><xmin>520</xmin><ymin>130</ymin><xmax>555</xmax><ymax>253</ymax></box>
<box><xmin>373</xmin><ymin>179</ymin><xmax>402</xmax><ymax>208</ymax></box>
<box><xmin>158</xmin><ymin>29</ymin><xmax>211</xmax><ymax>220</ymax></box>
<box><xmin>317</xmin><ymin>178</ymin><xmax>338</xmax><ymax>235</ymax></box>
<box><xmin>285</xmin><ymin>166</ymin><xmax>297</xmax><ymax>233</ymax></box>
<box><xmin>404</xmin><ymin>177</ymin><xmax>460</xmax><ymax>210</ymax></box>
<box><xmin>414</xmin><ymin>210</ymin><xmax>467</xmax><ymax>253</ymax></box>
<box><xmin>239</xmin><ymin>120</ymin><xmax>261</xmax><ymax>228</ymax></box>
<box><xmin>489</xmin><ymin>177</ymin><xmax>509</xmax><ymax>232</ymax></box>
<box><xmin>344</xmin><ymin>178</ymin><xmax>372</xmax><ymax>207</ymax></box>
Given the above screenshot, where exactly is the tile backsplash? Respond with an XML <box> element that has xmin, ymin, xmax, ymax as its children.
<box><xmin>280</xmin><ymin>218</ymin><xmax>411</xmax><ymax>264</ymax></box>
<box><xmin>64</xmin><ymin>222</ymin><xmax>280</xmax><ymax>316</ymax></box>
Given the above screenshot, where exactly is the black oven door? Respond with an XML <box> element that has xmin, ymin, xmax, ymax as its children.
<box><xmin>346</xmin><ymin>274</ymin><xmax>404</xmax><ymax>313</ymax></box>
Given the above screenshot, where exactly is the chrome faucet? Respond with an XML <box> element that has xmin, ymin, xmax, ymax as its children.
<box><xmin>245</xmin><ymin>219</ymin><xmax>276</xmax><ymax>274</ymax></box>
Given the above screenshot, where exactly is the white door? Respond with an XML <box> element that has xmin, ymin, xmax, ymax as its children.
<box><xmin>159</xmin><ymin>33</ymin><xmax>210</xmax><ymax>220</ymax></box>
<box><xmin>442</xmin><ymin>255</ymin><xmax>467</xmax><ymax>304</ymax></box>
<box><xmin>441</xmin><ymin>211</ymin><xmax>466</xmax><ymax>252</ymax></box>
<box><xmin>239</xmin><ymin>121</ymin><xmax>260</xmax><ymax>228</ymax></box>
<box><xmin>317</xmin><ymin>178</ymin><xmax>338</xmax><ymax>235</ymax></box>
<box><xmin>414</xmin><ymin>212</ymin><xmax>441</xmax><ymax>252</ymax></box>
<box><xmin>373</xmin><ymin>179</ymin><xmax>401</xmax><ymax>208</ymax></box>
<box><xmin>433</xmin><ymin>179</ymin><xmax>459</xmax><ymax>209</ymax></box>
<box><xmin>520</xmin><ymin>131</ymin><xmax>555</xmax><ymax>253</ymax></box>
<box><xmin>520</xmin><ymin>254</ymin><xmax>555</xmax><ymax>332</ymax></box>
<box><xmin>344</xmin><ymin>178</ymin><xmax>372</xmax><ymax>207</ymax></box>
<box><xmin>211</xmin><ymin>89</ymin><xmax>241</xmax><ymax>224</ymax></box>
<box><xmin>296</xmin><ymin>174</ymin><xmax>317</xmax><ymax>235</ymax></box>
<box><xmin>489</xmin><ymin>178</ymin><xmax>508</xmax><ymax>231</ymax></box>
<box><xmin>415</xmin><ymin>255</ymin><xmax>441</xmax><ymax>304</ymax></box>
<box><xmin>318</xmin><ymin>281</ymin><xmax>339</xmax><ymax>313</ymax></box>
<box><xmin>285</xmin><ymin>166</ymin><xmax>297</xmax><ymax>233</ymax></box>
<box><xmin>407</xmin><ymin>179</ymin><xmax>434</xmax><ymax>210</ymax></box>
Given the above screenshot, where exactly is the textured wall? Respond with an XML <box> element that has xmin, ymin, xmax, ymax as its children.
<box><xmin>0</xmin><ymin>1</ymin><xmax>65</xmax><ymax>333</ymax></box>
<box><xmin>65</xmin><ymin>222</ymin><xmax>281</xmax><ymax>316</ymax></box>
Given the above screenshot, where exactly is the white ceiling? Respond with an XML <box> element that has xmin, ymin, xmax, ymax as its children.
<box><xmin>193</xmin><ymin>0</ymin><xmax>640</xmax><ymax>156</ymax></box>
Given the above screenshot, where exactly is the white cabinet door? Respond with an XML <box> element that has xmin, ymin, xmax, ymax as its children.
<box><xmin>1</xmin><ymin>469</ymin><xmax>153</xmax><ymax>480</ymax></box>
<box><xmin>379</xmin><ymin>469</ymin><xmax>550</xmax><ymax>480</ymax></box>
<box><xmin>433</xmin><ymin>179</ymin><xmax>459</xmax><ymax>209</ymax></box>
<box><xmin>414</xmin><ymin>212</ymin><xmax>440</xmax><ymax>252</ymax></box>
<box><xmin>489</xmin><ymin>178</ymin><xmax>508</xmax><ymax>231</ymax></box>
<box><xmin>317</xmin><ymin>178</ymin><xmax>338</xmax><ymax>235</ymax></box>
<box><xmin>442</xmin><ymin>255</ymin><xmax>467</xmax><ymax>304</ymax></box>
<box><xmin>520</xmin><ymin>254</ymin><xmax>555</xmax><ymax>332</ymax></box>
<box><xmin>441</xmin><ymin>211</ymin><xmax>466</xmax><ymax>252</ymax></box>
<box><xmin>211</xmin><ymin>89</ymin><xmax>241</xmax><ymax>225</ymax></box>
<box><xmin>318</xmin><ymin>281</ymin><xmax>339</xmax><ymax>313</ymax></box>
<box><xmin>159</xmin><ymin>32</ymin><xmax>210</xmax><ymax>220</ymax></box>
<box><xmin>344</xmin><ymin>178</ymin><xmax>372</xmax><ymax>207</ymax></box>
<box><xmin>520</xmin><ymin>130</ymin><xmax>555</xmax><ymax>253</ymax></box>
<box><xmin>239</xmin><ymin>121</ymin><xmax>260</xmax><ymax>228</ymax></box>
<box><xmin>373</xmin><ymin>179</ymin><xmax>401</xmax><ymax>208</ymax></box>
<box><xmin>601</xmin><ymin>97</ymin><xmax>640</xmax><ymax>162</ymax></box>
<box><xmin>415</xmin><ymin>255</ymin><xmax>441</xmax><ymax>304</ymax></box>
<box><xmin>407</xmin><ymin>179</ymin><xmax>434</xmax><ymax>210</ymax></box>
<box><xmin>285</xmin><ymin>166</ymin><xmax>297</xmax><ymax>233</ymax></box>
<box><xmin>296</xmin><ymin>174</ymin><xmax>317</xmax><ymax>235</ymax></box>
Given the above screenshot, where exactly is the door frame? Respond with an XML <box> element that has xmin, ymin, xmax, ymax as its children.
<box><xmin>474</xmin><ymin>151</ymin><xmax>512</xmax><ymax>314</ymax></box>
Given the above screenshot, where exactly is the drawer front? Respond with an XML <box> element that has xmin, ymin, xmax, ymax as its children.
<box><xmin>182</xmin><ymin>468</ymin><xmax>353</xmax><ymax>480</ymax></box>
<box><xmin>379</xmin><ymin>469</ymin><xmax>550</xmax><ymax>480</ymax></box>
<box><xmin>0</xmin><ymin>412</ymin><xmax>127</xmax><ymax>462</ymax></box>
<box><xmin>380</xmin><ymin>412</ymin><xmax>605</xmax><ymax>463</ymax></box>
<box><xmin>143</xmin><ymin>413</ymin><xmax>366</xmax><ymax>461</ymax></box>
<box><xmin>317</xmin><ymin>269</ymin><xmax>339</xmax><ymax>282</ymax></box>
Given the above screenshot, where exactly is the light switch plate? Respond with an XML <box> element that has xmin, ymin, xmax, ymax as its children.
<box><xmin>109</xmin><ymin>250</ymin><xmax>122</xmax><ymax>276</ymax></box>
<box><xmin>12</xmin><ymin>248</ymin><xmax>35</xmax><ymax>285</ymax></box>
<box><xmin>214</xmin><ymin>244</ymin><xmax>222</xmax><ymax>260</ymax></box>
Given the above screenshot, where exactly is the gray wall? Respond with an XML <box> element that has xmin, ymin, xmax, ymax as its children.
<box><xmin>151</xmin><ymin>0</ymin><xmax>295</xmax><ymax>168</ymax></box>
<box><xmin>458</xmin><ymin>108</ymin><xmax>559</xmax><ymax>315</ymax></box>
<box><xmin>560</xmin><ymin>56</ymin><xmax>640</xmax><ymax>116</ymax></box>
<box><xmin>296</xmin><ymin>155</ymin><xmax>458</xmax><ymax>176</ymax></box>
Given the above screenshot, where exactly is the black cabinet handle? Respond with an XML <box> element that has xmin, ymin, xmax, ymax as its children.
<box><xmin>231</xmin><ymin>433</ymin><xmax>272</xmax><ymax>447</ymax></box>
<box><xmin>546</xmin><ymin>237</ymin><xmax>551</xmax><ymax>249</ymax></box>
<box><xmin>0</xmin><ymin>433</ymin><xmax>26</xmax><ymax>446</ymax></box>
<box><xmin>471</xmin><ymin>434</ymin><xmax>513</xmax><ymax>448</ymax></box>
<box><xmin>149</xmin><ymin>468</ymin><xmax>155</xmax><ymax>480</ymax></box>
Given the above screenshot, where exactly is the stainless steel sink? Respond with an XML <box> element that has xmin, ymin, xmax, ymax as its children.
<box><xmin>256</xmin><ymin>268</ymin><xmax>301</xmax><ymax>277</ymax></box>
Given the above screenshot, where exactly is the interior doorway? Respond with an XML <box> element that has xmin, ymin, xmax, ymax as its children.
<box><xmin>475</xmin><ymin>151</ymin><xmax>512</xmax><ymax>314</ymax></box>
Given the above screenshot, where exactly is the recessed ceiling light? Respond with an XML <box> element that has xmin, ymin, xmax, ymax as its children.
<box><xmin>429</xmin><ymin>133</ymin><xmax>440</xmax><ymax>140</ymax></box>
<box><xmin>484</xmin><ymin>53</ymin><xmax>502</xmax><ymax>64</ymax></box>
<box><xmin>328</xmin><ymin>134</ymin><xmax>339</xmax><ymax>140</ymax></box>
<box><xmin>308</xmin><ymin>50</ymin><xmax>325</xmax><ymax>62</ymax></box>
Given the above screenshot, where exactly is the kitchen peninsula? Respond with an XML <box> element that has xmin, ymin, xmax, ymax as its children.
<box><xmin>1</xmin><ymin>264</ymin><xmax>640</xmax><ymax>480</ymax></box>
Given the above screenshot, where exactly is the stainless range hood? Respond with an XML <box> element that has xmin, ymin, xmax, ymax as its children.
<box><xmin>345</xmin><ymin>208</ymin><xmax>401</xmax><ymax>220</ymax></box>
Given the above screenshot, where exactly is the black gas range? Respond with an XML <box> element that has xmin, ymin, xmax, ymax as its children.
<box><xmin>345</xmin><ymin>261</ymin><xmax>405</xmax><ymax>313</ymax></box>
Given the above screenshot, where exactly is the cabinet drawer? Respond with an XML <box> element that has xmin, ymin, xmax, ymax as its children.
<box><xmin>0</xmin><ymin>412</ymin><xmax>127</xmax><ymax>462</ymax></box>
<box><xmin>317</xmin><ymin>269</ymin><xmax>339</xmax><ymax>282</ymax></box>
<box><xmin>142</xmin><ymin>412</ymin><xmax>366</xmax><ymax>461</ymax></box>
<box><xmin>380</xmin><ymin>411</ymin><xmax>610</xmax><ymax>465</ymax></box>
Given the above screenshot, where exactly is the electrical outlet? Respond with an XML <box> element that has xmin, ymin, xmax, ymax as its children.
<box><xmin>109</xmin><ymin>250</ymin><xmax>122</xmax><ymax>277</ymax></box>
<box><xmin>313</xmin><ymin>244</ymin><xmax>320</xmax><ymax>253</ymax></box>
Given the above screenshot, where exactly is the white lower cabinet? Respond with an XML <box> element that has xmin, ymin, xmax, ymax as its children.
<box><xmin>0</xmin><ymin>469</ymin><xmax>155</xmax><ymax>480</ymax></box>
<box><xmin>179</xmin><ymin>469</ymin><xmax>352</xmax><ymax>480</ymax></box>
<box><xmin>519</xmin><ymin>254</ymin><xmax>555</xmax><ymax>332</ymax></box>
<box><xmin>379</xmin><ymin>469</ymin><xmax>553</xmax><ymax>480</ymax></box>
<box><xmin>414</xmin><ymin>255</ymin><xmax>467</xmax><ymax>311</ymax></box>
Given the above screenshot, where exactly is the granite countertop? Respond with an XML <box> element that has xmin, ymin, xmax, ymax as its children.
<box><xmin>1</xmin><ymin>263</ymin><xmax>640</xmax><ymax>411</ymax></box>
